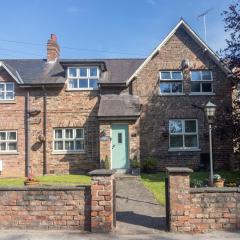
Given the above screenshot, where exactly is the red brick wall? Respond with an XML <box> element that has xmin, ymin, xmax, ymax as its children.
<box><xmin>167</xmin><ymin>168</ymin><xmax>240</xmax><ymax>233</ymax></box>
<box><xmin>0</xmin><ymin>186</ymin><xmax>91</xmax><ymax>230</ymax></box>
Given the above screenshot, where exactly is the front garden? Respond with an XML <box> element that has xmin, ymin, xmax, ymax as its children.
<box><xmin>141</xmin><ymin>171</ymin><xmax>240</xmax><ymax>205</ymax></box>
<box><xmin>0</xmin><ymin>174</ymin><xmax>91</xmax><ymax>187</ymax></box>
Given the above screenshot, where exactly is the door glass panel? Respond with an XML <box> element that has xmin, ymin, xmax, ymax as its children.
<box><xmin>118</xmin><ymin>133</ymin><xmax>122</xmax><ymax>143</ymax></box>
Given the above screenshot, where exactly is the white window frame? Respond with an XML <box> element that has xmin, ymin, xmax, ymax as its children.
<box><xmin>53</xmin><ymin>128</ymin><xmax>85</xmax><ymax>153</ymax></box>
<box><xmin>67</xmin><ymin>67</ymin><xmax>99</xmax><ymax>90</ymax></box>
<box><xmin>190</xmin><ymin>70</ymin><xmax>213</xmax><ymax>94</ymax></box>
<box><xmin>159</xmin><ymin>71</ymin><xmax>183</xmax><ymax>95</ymax></box>
<box><xmin>0</xmin><ymin>130</ymin><xmax>18</xmax><ymax>153</ymax></box>
<box><xmin>0</xmin><ymin>82</ymin><xmax>15</xmax><ymax>101</ymax></box>
<box><xmin>168</xmin><ymin>119</ymin><xmax>199</xmax><ymax>151</ymax></box>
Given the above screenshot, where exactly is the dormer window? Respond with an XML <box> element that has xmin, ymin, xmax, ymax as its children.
<box><xmin>67</xmin><ymin>67</ymin><xmax>99</xmax><ymax>90</ymax></box>
<box><xmin>0</xmin><ymin>82</ymin><xmax>15</xmax><ymax>101</ymax></box>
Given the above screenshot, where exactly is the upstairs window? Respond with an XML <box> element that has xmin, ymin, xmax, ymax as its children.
<box><xmin>169</xmin><ymin>119</ymin><xmax>198</xmax><ymax>150</ymax></box>
<box><xmin>0</xmin><ymin>130</ymin><xmax>17</xmax><ymax>152</ymax></box>
<box><xmin>68</xmin><ymin>67</ymin><xmax>99</xmax><ymax>90</ymax></box>
<box><xmin>190</xmin><ymin>71</ymin><xmax>213</xmax><ymax>93</ymax></box>
<box><xmin>159</xmin><ymin>71</ymin><xmax>183</xmax><ymax>95</ymax></box>
<box><xmin>0</xmin><ymin>82</ymin><xmax>14</xmax><ymax>100</ymax></box>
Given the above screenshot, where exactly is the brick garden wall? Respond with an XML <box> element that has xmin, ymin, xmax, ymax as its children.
<box><xmin>0</xmin><ymin>186</ymin><xmax>91</xmax><ymax>230</ymax></box>
<box><xmin>167</xmin><ymin>167</ymin><xmax>240</xmax><ymax>233</ymax></box>
<box><xmin>0</xmin><ymin>170</ymin><xmax>115</xmax><ymax>232</ymax></box>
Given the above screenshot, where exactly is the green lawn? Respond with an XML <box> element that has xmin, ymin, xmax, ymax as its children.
<box><xmin>141</xmin><ymin>171</ymin><xmax>240</xmax><ymax>206</ymax></box>
<box><xmin>0</xmin><ymin>174</ymin><xmax>91</xmax><ymax>187</ymax></box>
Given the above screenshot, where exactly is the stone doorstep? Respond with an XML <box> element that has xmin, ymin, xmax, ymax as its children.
<box><xmin>114</xmin><ymin>173</ymin><xmax>140</xmax><ymax>180</ymax></box>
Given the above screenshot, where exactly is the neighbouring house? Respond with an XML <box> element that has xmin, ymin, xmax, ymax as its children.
<box><xmin>0</xmin><ymin>19</ymin><xmax>234</xmax><ymax>177</ymax></box>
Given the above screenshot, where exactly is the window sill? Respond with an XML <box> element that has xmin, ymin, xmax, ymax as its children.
<box><xmin>0</xmin><ymin>100</ymin><xmax>16</xmax><ymax>104</ymax></box>
<box><xmin>66</xmin><ymin>88</ymin><xmax>99</xmax><ymax>91</ymax></box>
<box><xmin>189</xmin><ymin>93</ymin><xmax>215</xmax><ymax>96</ymax></box>
<box><xmin>159</xmin><ymin>93</ymin><xmax>185</xmax><ymax>96</ymax></box>
<box><xmin>0</xmin><ymin>152</ymin><xmax>19</xmax><ymax>155</ymax></box>
<box><xmin>52</xmin><ymin>151</ymin><xmax>85</xmax><ymax>155</ymax></box>
<box><xmin>168</xmin><ymin>148</ymin><xmax>201</xmax><ymax>152</ymax></box>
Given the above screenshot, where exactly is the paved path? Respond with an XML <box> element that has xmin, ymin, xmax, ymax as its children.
<box><xmin>115</xmin><ymin>177</ymin><xmax>166</xmax><ymax>234</ymax></box>
<box><xmin>0</xmin><ymin>230</ymin><xmax>239</xmax><ymax>240</ymax></box>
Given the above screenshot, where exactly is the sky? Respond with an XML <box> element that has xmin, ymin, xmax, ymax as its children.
<box><xmin>0</xmin><ymin>0</ymin><xmax>234</xmax><ymax>59</ymax></box>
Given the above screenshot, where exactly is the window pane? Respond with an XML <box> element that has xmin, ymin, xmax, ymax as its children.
<box><xmin>89</xmin><ymin>79</ymin><xmax>98</xmax><ymax>89</ymax></box>
<box><xmin>6</xmin><ymin>83</ymin><xmax>14</xmax><ymax>91</ymax></box>
<box><xmin>172</xmin><ymin>72</ymin><xmax>182</xmax><ymax>80</ymax></box>
<box><xmin>8</xmin><ymin>142</ymin><xmax>17</xmax><ymax>151</ymax></box>
<box><xmin>54</xmin><ymin>141</ymin><xmax>63</xmax><ymax>150</ymax></box>
<box><xmin>170</xmin><ymin>135</ymin><xmax>183</xmax><ymax>148</ymax></box>
<box><xmin>191</xmin><ymin>71</ymin><xmax>201</xmax><ymax>81</ymax></box>
<box><xmin>202</xmin><ymin>71</ymin><xmax>212</xmax><ymax>80</ymax></box>
<box><xmin>90</xmin><ymin>67</ymin><xmax>98</xmax><ymax>77</ymax></box>
<box><xmin>202</xmin><ymin>83</ymin><xmax>212</xmax><ymax>92</ymax></box>
<box><xmin>185</xmin><ymin>120</ymin><xmax>196</xmax><ymax>133</ymax></box>
<box><xmin>68</xmin><ymin>68</ymin><xmax>77</xmax><ymax>77</ymax></box>
<box><xmin>161</xmin><ymin>72</ymin><xmax>171</xmax><ymax>80</ymax></box>
<box><xmin>0</xmin><ymin>84</ymin><xmax>4</xmax><ymax>91</ymax></box>
<box><xmin>79</xmin><ymin>79</ymin><xmax>88</xmax><ymax>88</ymax></box>
<box><xmin>79</xmin><ymin>68</ymin><xmax>87</xmax><ymax>77</ymax></box>
<box><xmin>76</xmin><ymin>140</ymin><xmax>84</xmax><ymax>150</ymax></box>
<box><xmin>0</xmin><ymin>132</ymin><xmax>6</xmax><ymax>140</ymax></box>
<box><xmin>7</xmin><ymin>132</ymin><xmax>16</xmax><ymax>140</ymax></box>
<box><xmin>65</xmin><ymin>141</ymin><xmax>74</xmax><ymax>150</ymax></box>
<box><xmin>160</xmin><ymin>83</ymin><xmax>171</xmax><ymax>93</ymax></box>
<box><xmin>0</xmin><ymin>92</ymin><xmax>4</xmax><ymax>99</ymax></box>
<box><xmin>0</xmin><ymin>142</ymin><xmax>6</xmax><ymax>151</ymax></box>
<box><xmin>76</xmin><ymin>129</ymin><xmax>84</xmax><ymax>139</ymax></box>
<box><xmin>65</xmin><ymin>129</ymin><xmax>73</xmax><ymax>139</ymax></box>
<box><xmin>118</xmin><ymin>133</ymin><xmax>122</xmax><ymax>143</ymax></box>
<box><xmin>6</xmin><ymin>92</ymin><xmax>14</xmax><ymax>100</ymax></box>
<box><xmin>172</xmin><ymin>83</ymin><xmax>182</xmax><ymax>93</ymax></box>
<box><xmin>185</xmin><ymin>135</ymin><xmax>198</xmax><ymax>148</ymax></box>
<box><xmin>68</xmin><ymin>79</ymin><xmax>78</xmax><ymax>88</ymax></box>
<box><xmin>191</xmin><ymin>83</ymin><xmax>201</xmax><ymax>92</ymax></box>
<box><xmin>169</xmin><ymin>120</ymin><xmax>182</xmax><ymax>133</ymax></box>
<box><xmin>55</xmin><ymin>130</ymin><xmax>63</xmax><ymax>139</ymax></box>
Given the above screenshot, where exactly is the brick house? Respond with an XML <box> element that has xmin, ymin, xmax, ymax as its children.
<box><xmin>0</xmin><ymin>19</ymin><xmax>233</xmax><ymax>177</ymax></box>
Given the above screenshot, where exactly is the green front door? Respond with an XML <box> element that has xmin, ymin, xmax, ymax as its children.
<box><xmin>111</xmin><ymin>124</ymin><xmax>129</xmax><ymax>169</ymax></box>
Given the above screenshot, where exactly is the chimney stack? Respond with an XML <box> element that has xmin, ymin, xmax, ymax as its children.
<box><xmin>47</xmin><ymin>34</ymin><xmax>60</xmax><ymax>62</ymax></box>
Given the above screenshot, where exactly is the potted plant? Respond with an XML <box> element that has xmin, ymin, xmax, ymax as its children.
<box><xmin>130</xmin><ymin>158</ymin><xmax>141</xmax><ymax>175</ymax></box>
<box><xmin>213</xmin><ymin>174</ymin><xmax>225</xmax><ymax>187</ymax></box>
<box><xmin>24</xmin><ymin>168</ymin><xmax>39</xmax><ymax>186</ymax></box>
<box><xmin>142</xmin><ymin>156</ymin><xmax>158</xmax><ymax>173</ymax></box>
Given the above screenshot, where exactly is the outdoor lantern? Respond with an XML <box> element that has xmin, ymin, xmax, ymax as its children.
<box><xmin>204</xmin><ymin>101</ymin><xmax>217</xmax><ymax>124</ymax></box>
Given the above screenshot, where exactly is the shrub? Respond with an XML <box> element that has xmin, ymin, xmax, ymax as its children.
<box><xmin>142</xmin><ymin>156</ymin><xmax>158</xmax><ymax>173</ymax></box>
<box><xmin>130</xmin><ymin>157</ymin><xmax>140</xmax><ymax>168</ymax></box>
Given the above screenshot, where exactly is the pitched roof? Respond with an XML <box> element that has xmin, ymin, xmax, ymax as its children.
<box><xmin>0</xmin><ymin>58</ymin><xmax>144</xmax><ymax>85</ymax></box>
<box><xmin>98</xmin><ymin>94</ymin><xmax>140</xmax><ymax>119</ymax></box>
<box><xmin>126</xmin><ymin>19</ymin><xmax>232</xmax><ymax>85</ymax></box>
<box><xmin>1</xmin><ymin>59</ymin><xmax>65</xmax><ymax>85</ymax></box>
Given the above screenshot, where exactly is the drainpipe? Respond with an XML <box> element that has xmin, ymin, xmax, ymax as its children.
<box><xmin>42</xmin><ymin>85</ymin><xmax>47</xmax><ymax>175</ymax></box>
<box><xmin>25</xmin><ymin>91</ymin><xmax>30</xmax><ymax>177</ymax></box>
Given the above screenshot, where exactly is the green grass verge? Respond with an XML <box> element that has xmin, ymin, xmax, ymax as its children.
<box><xmin>0</xmin><ymin>174</ymin><xmax>91</xmax><ymax>187</ymax></box>
<box><xmin>141</xmin><ymin>171</ymin><xmax>240</xmax><ymax>206</ymax></box>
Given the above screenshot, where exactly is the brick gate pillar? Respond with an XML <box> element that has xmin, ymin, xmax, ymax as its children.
<box><xmin>166</xmin><ymin>167</ymin><xmax>193</xmax><ymax>232</ymax></box>
<box><xmin>89</xmin><ymin>169</ymin><xmax>115</xmax><ymax>233</ymax></box>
